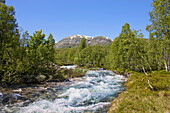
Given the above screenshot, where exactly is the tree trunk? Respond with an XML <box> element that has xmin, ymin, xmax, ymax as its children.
<box><xmin>168</xmin><ymin>48</ymin><xmax>170</xmax><ymax>71</ymax></box>
<box><xmin>141</xmin><ymin>55</ymin><xmax>153</xmax><ymax>73</ymax></box>
<box><xmin>164</xmin><ymin>47</ymin><xmax>168</xmax><ymax>72</ymax></box>
<box><xmin>141</xmin><ymin>59</ymin><xmax>154</xmax><ymax>91</ymax></box>
<box><xmin>144</xmin><ymin>57</ymin><xmax>153</xmax><ymax>73</ymax></box>
<box><xmin>156</xmin><ymin>57</ymin><xmax>161</xmax><ymax>70</ymax></box>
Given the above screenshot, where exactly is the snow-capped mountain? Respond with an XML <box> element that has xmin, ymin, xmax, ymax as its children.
<box><xmin>55</xmin><ymin>35</ymin><xmax>112</xmax><ymax>48</ymax></box>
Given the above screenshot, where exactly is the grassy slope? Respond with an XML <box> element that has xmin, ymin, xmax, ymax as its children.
<box><xmin>108</xmin><ymin>71</ymin><xmax>170</xmax><ymax>113</ymax></box>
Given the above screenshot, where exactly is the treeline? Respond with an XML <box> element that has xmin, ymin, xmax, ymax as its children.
<box><xmin>0</xmin><ymin>1</ymin><xmax>55</xmax><ymax>85</ymax></box>
<box><xmin>55</xmin><ymin>44</ymin><xmax>109</xmax><ymax>68</ymax></box>
<box><xmin>56</xmin><ymin>22</ymin><xmax>169</xmax><ymax>73</ymax></box>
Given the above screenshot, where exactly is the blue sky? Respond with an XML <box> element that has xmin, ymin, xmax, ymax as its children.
<box><xmin>6</xmin><ymin>0</ymin><xmax>153</xmax><ymax>41</ymax></box>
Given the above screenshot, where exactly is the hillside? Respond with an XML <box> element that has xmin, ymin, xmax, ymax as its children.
<box><xmin>55</xmin><ymin>35</ymin><xmax>112</xmax><ymax>48</ymax></box>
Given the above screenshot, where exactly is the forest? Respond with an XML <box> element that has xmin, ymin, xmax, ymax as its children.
<box><xmin>0</xmin><ymin>0</ymin><xmax>169</xmax><ymax>85</ymax></box>
<box><xmin>0</xmin><ymin>0</ymin><xmax>170</xmax><ymax>112</ymax></box>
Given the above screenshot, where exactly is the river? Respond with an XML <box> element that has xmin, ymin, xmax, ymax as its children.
<box><xmin>0</xmin><ymin>70</ymin><xmax>126</xmax><ymax>113</ymax></box>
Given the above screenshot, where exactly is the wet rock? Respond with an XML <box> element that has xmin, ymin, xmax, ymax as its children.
<box><xmin>0</xmin><ymin>92</ymin><xmax>3</xmax><ymax>98</ymax></box>
<box><xmin>40</xmin><ymin>90</ymin><xmax>46</xmax><ymax>94</ymax></box>
<box><xmin>31</xmin><ymin>94</ymin><xmax>40</xmax><ymax>98</ymax></box>
<box><xmin>2</xmin><ymin>94</ymin><xmax>12</xmax><ymax>103</ymax></box>
<box><xmin>60</xmin><ymin>79</ymin><xmax>70</xmax><ymax>82</ymax></box>
<box><xmin>1</xmin><ymin>93</ymin><xmax>21</xmax><ymax>103</ymax></box>
<box><xmin>12</xmin><ymin>94</ymin><xmax>21</xmax><ymax>100</ymax></box>
<box><xmin>98</xmin><ymin>68</ymin><xmax>104</xmax><ymax>70</ymax></box>
<box><xmin>39</xmin><ymin>87</ymin><xmax>47</xmax><ymax>90</ymax></box>
<box><xmin>113</xmin><ymin>70</ymin><xmax>118</xmax><ymax>73</ymax></box>
<box><xmin>17</xmin><ymin>96</ymin><xmax>27</xmax><ymax>101</ymax></box>
<box><xmin>13</xmin><ymin>88</ymin><xmax>22</xmax><ymax>93</ymax></box>
<box><xmin>22</xmin><ymin>100</ymin><xmax>33</xmax><ymax>106</ymax></box>
<box><xmin>0</xmin><ymin>92</ymin><xmax>3</xmax><ymax>102</ymax></box>
<box><xmin>47</xmin><ymin>88</ymin><xmax>55</xmax><ymax>92</ymax></box>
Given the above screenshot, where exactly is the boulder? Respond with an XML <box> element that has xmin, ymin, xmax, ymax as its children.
<box><xmin>36</xmin><ymin>75</ymin><xmax>46</xmax><ymax>82</ymax></box>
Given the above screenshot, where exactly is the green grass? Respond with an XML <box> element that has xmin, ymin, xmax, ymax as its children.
<box><xmin>108</xmin><ymin>70</ymin><xmax>170</xmax><ymax>113</ymax></box>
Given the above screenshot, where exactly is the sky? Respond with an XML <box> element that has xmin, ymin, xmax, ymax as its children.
<box><xmin>6</xmin><ymin>0</ymin><xmax>153</xmax><ymax>42</ymax></box>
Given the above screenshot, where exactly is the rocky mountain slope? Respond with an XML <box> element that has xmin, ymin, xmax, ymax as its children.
<box><xmin>55</xmin><ymin>35</ymin><xmax>112</xmax><ymax>48</ymax></box>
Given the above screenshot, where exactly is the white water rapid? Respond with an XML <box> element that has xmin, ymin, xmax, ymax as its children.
<box><xmin>1</xmin><ymin>70</ymin><xmax>126</xmax><ymax>113</ymax></box>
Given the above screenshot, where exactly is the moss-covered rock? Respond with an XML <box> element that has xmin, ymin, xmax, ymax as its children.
<box><xmin>35</xmin><ymin>75</ymin><xmax>46</xmax><ymax>82</ymax></box>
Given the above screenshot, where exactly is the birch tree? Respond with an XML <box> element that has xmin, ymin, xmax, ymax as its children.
<box><xmin>146</xmin><ymin>0</ymin><xmax>170</xmax><ymax>72</ymax></box>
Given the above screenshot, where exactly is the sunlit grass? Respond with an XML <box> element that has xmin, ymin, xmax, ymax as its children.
<box><xmin>108</xmin><ymin>71</ymin><xmax>170</xmax><ymax>113</ymax></box>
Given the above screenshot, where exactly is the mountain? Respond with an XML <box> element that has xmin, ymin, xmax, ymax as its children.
<box><xmin>55</xmin><ymin>35</ymin><xmax>112</xmax><ymax>48</ymax></box>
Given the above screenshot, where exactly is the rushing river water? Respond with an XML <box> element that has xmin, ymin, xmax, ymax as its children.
<box><xmin>0</xmin><ymin>70</ymin><xmax>126</xmax><ymax>113</ymax></box>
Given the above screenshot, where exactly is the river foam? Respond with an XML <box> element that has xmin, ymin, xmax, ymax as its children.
<box><xmin>1</xmin><ymin>70</ymin><xmax>125</xmax><ymax>113</ymax></box>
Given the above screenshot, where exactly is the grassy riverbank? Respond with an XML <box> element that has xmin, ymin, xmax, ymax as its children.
<box><xmin>108</xmin><ymin>70</ymin><xmax>170</xmax><ymax>113</ymax></box>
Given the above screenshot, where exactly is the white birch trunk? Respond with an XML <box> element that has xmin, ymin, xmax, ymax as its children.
<box><xmin>141</xmin><ymin>60</ymin><xmax>154</xmax><ymax>91</ymax></box>
<box><xmin>164</xmin><ymin>47</ymin><xmax>168</xmax><ymax>72</ymax></box>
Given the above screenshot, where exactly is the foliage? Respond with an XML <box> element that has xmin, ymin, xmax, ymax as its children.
<box><xmin>78</xmin><ymin>37</ymin><xmax>86</xmax><ymax>52</ymax></box>
<box><xmin>116</xmin><ymin>68</ymin><xmax>126</xmax><ymax>75</ymax></box>
<box><xmin>106</xmin><ymin>23</ymin><xmax>146</xmax><ymax>72</ymax></box>
<box><xmin>0</xmin><ymin>2</ymin><xmax>20</xmax><ymax>85</ymax></box>
<box><xmin>146</xmin><ymin>0</ymin><xmax>170</xmax><ymax>72</ymax></box>
<box><xmin>53</xmin><ymin>68</ymin><xmax>87</xmax><ymax>81</ymax></box>
<box><xmin>0</xmin><ymin>1</ymin><xmax>56</xmax><ymax>85</ymax></box>
<box><xmin>55</xmin><ymin>48</ymin><xmax>76</xmax><ymax>65</ymax></box>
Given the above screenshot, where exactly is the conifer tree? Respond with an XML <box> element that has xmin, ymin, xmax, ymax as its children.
<box><xmin>74</xmin><ymin>37</ymin><xmax>86</xmax><ymax>66</ymax></box>
<box><xmin>46</xmin><ymin>33</ymin><xmax>55</xmax><ymax>64</ymax></box>
<box><xmin>0</xmin><ymin>1</ymin><xmax>20</xmax><ymax>84</ymax></box>
<box><xmin>27</xmin><ymin>30</ymin><xmax>46</xmax><ymax>75</ymax></box>
<box><xmin>78</xmin><ymin>37</ymin><xmax>86</xmax><ymax>52</ymax></box>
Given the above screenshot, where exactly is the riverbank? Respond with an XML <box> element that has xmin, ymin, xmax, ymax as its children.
<box><xmin>108</xmin><ymin>70</ymin><xmax>170</xmax><ymax>113</ymax></box>
<box><xmin>0</xmin><ymin>66</ymin><xmax>88</xmax><ymax>105</ymax></box>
